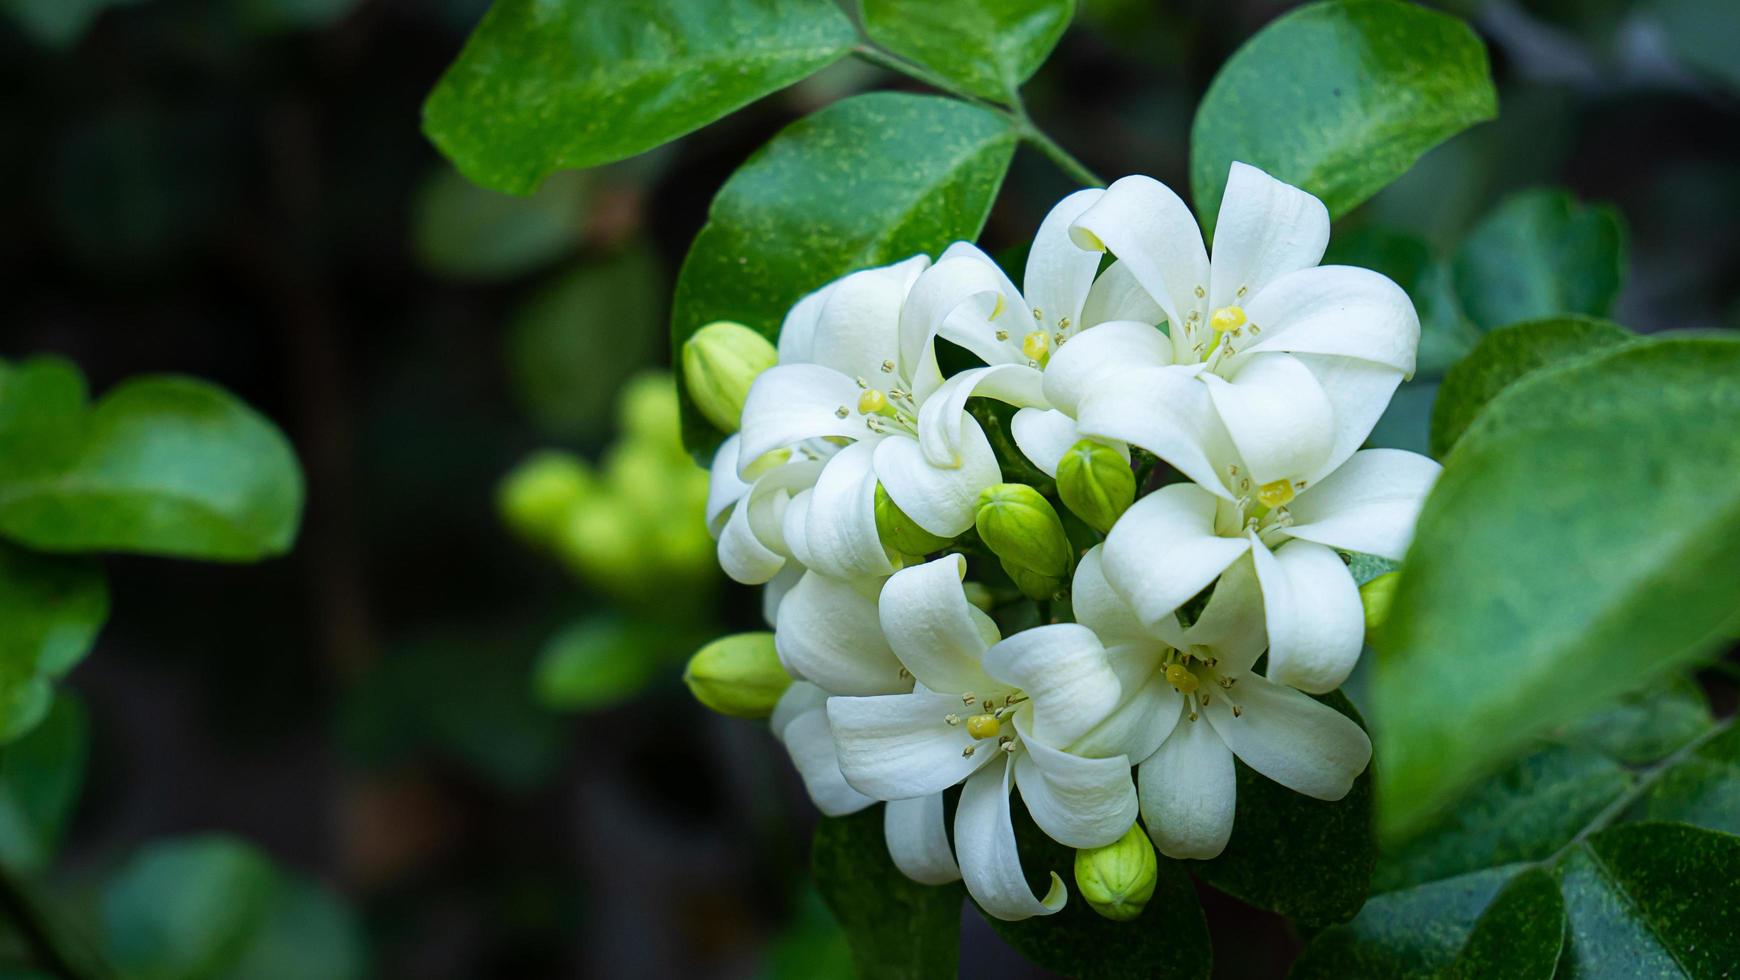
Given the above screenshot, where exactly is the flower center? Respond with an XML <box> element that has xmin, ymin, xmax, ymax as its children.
<box><xmin>946</xmin><ymin>690</ymin><xmax>1028</xmax><ymax>757</ymax></box>
<box><xmin>1021</xmin><ymin>330</ymin><xmax>1051</xmax><ymax>365</ymax></box>
<box><xmin>1218</xmin><ymin>464</ymin><xmax>1304</xmax><ymax>546</ymax></box>
<box><xmin>1165</xmin><ymin>648</ymin><xmax>1244</xmax><ymax>720</ymax></box>
<box><xmin>842</xmin><ymin>373</ymin><xmax>920</xmax><ymax>437</ymax></box>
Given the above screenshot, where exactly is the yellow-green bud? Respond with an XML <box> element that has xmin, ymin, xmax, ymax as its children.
<box><xmin>875</xmin><ymin>484</ymin><xmax>952</xmax><ymax>557</ymax></box>
<box><xmin>1055</xmin><ymin>439</ymin><xmax>1135</xmax><ymax>534</ymax></box>
<box><xmin>499</xmin><ymin>451</ymin><xmax>593</xmax><ymax>544</ymax></box>
<box><xmin>1074</xmin><ymin>823</ymin><xmax>1158</xmax><ymax>922</ymax></box>
<box><xmin>682</xmin><ymin>321</ymin><xmax>777</xmax><ymax>434</ymax></box>
<box><xmin>975</xmin><ymin>484</ymin><xmax>1070</xmax><ymax>599</ymax></box>
<box><xmin>684</xmin><ymin>632</ymin><xmax>791</xmax><ymax>719</ymax></box>
<box><xmin>618</xmin><ymin>372</ymin><xmax>683</xmax><ymax>452</ymax></box>
<box><xmin>1360</xmin><ymin>571</ymin><xmax>1400</xmax><ymax>632</ymax></box>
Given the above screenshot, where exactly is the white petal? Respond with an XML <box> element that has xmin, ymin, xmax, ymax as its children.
<box><xmin>874</xmin><ymin>424</ymin><xmax>1000</xmax><ymax>538</ymax></box>
<box><xmin>775</xmin><ymin>571</ymin><xmax>905</xmax><ymax>696</ymax></box>
<box><xmin>956</xmin><ymin>757</ymin><xmax>1066</xmax><ymax>921</ymax></box>
<box><xmin>1072</xmin><ymin>650</ymin><xmax>1182</xmax><ymax>763</ymax></box>
<box><xmin>1013</xmin><ymin>713</ymin><xmax>1137</xmax><ymax>849</ymax></box>
<box><xmin>917</xmin><ymin>364</ymin><xmax>1046</xmax><ymax>469</ymax></box>
<box><xmin>899</xmin><ymin>252</ymin><xmax>1025</xmax><ymax>379</ymax></box>
<box><xmin>828</xmin><ymin>690</ymin><xmax>999</xmax><ymax>799</ymax></box>
<box><xmin>1010</xmin><ymin>409</ymin><xmax>1127</xmax><ymax>478</ymax></box>
<box><xmin>1070</xmin><ymin>546</ymin><xmax>1149</xmax><ymax>646</ymax></box>
<box><xmin>1204</xmin><ymin>672</ymin><xmax>1372</xmax><ymax>800</ymax></box>
<box><xmin>1023</xmin><ymin>188</ymin><xmax>1106</xmax><ymax>333</ymax></box>
<box><xmin>1080</xmin><ymin>260</ymin><xmax>1166</xmax><ymax>329</ymax></box>
<box><xmin>809</xmin><ymin>256</ymin><xmax>929</xmax><ymax>384</ymax></box>
<box><xmin>1139</xmin><ymin>717</ymin><xmax>1236</xmax><ymax>860</ymax></box>
<box><xmin>737</xmin><ymin>364</ymin><xmax>866</xmax><ymax>469</ymax></box>
<box><xmin>885</xmin><ymin>794</ymin><xmax>961</xmax><ymax>885</ymax></box>
<box><xmin>1074</xmin><ymin>364</ymin><xmax>1239</xmax><ymax>496</ymax></box>
<box><xmin>1102</xmin><ymin>484</ymin><xmax>1250</xmax><ymax>629</ymax></box>
<box><xmin>716</xmin><ymin>457</ymin><xmax>825</xmax><ymax>584</ymax></box>
<box><xmin>1294</xmin><ymin>353</ymin><xmax>1405</xmax><ymax>484</ymax></box>
<box><xmin>1177</xmin><ymin>552</ymin><xmax>1268</xmax><ymax>677</ymax></box>
<box><xmin>1233</xmin><ymin>265</ymin><xmax>1420</xmax><ymax>375</ymax></box>
<box><xmin>803</xmin><ymin>439</ymin><xmax>897</xmax><ymax>579</ymax></box>
<box><xmin>782</xmin><ymin>705</ymin><xmax>877</xmax><ymax>817</ymax></box>
<box><xmin>1248</xmin><ymin>539</ymin><xmax>1363</xmax><ymax>694</ymax></box>
<box><xmin>776</xmin><ymin>280</ymin><xmax>836</xmax><ymax>364</ymax></box>
<box><xmin>771</xmin><ymin>680</ymin><xmax>828</xmax><ymax>740</ymax></box>
<box><xmin>1069</xmin><ymin>175</ymin><xmax>1209</xmax><ymax>333</ymax></box>
<box><xmin>1286</xmin><ymin>448</ymin><xmax>1441</xmax><ymax>560</ymax></box>
<box><xmin>982</xmin><ymin>624</ymin><xmax>1122</xmax><ymax>748</ymax></box>
<box><xmin>780</xmin><ymin>488</ymin><xmax>816</xmax><ymax>570</ymax></box>
<box><xmin>1208</xmin><ymin>162</ymin><xmax>1330</xmax><ymax>312</ymax></box>
<box><xmin>762</xmin><ymin>564</ymin><xmax>804</xmax><ymax>628</ymax></box>
<box><xmin>1202</xmin><ymin>353</ymin><xmax>1334</xmax><ymax>487</ymax></box>
<box><xmin>718</xmin><ymin>491</ymin><xmax>786</xmax><ymax>584</ymax></box>
<box><xmin>1042</xmin><ymin>320</ymin><xmax>1174</xmax><ymax>417</ymax></box>
<box><xmin>879</xmin><ymin>555</ymin><xmax>1001</xmax><ymax>695</ymax></box>
<box><xmin>705</xmin><ymin>435</ymin><xmax>749</xmax><ymax>537</ymax></box>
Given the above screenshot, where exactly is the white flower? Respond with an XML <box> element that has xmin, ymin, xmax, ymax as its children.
<box><xmin>704</xmin><ymin>433</ymin><xmax>829</xmax><ymax>587</ymax></box>
<box><xmin>1071</xmin><ymin>545</ymin><xmax>1372</xmax><ymax>860</ymax></box>
<box><xmin>824</xmin><ymin>555</ymin><xmax>1139</xmax><ymax>921</ymax></box>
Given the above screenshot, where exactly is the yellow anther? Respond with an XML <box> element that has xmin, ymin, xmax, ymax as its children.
<box><xmin>965</xmin><ymin>714</ymin><xmax>1001</xmax><ymax>739</ymax></box>
<box><xmin>1209</xmin><ymin>305</ymin><xmax>1247</xmax><ymax>334</ymax></box>
<box><xmin>1256</xmin><ymin>478</ymin><xmax>1295</xmax><ymax>509</ymax></box>
<box><xmin>1165</xmin><ymin>663</ymin><xmax>1200</xmax><ymax>694</ymax></box>
<box><xmin>1021</xmin><ymin>330</ymin><xmax>1051</xmax><ymax>363</ymax></box>
<box><xmin>857</xmin><ymin>388</ymin><xmax>888</xmax><ymax>415</ymax></box>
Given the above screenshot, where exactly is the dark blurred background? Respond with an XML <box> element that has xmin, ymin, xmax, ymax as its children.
<box><xmin>3</xmin><ymin>0</ymin><xmax>1736</xmax><ymax>976</ymax></box>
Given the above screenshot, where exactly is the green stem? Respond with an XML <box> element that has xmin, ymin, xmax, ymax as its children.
<box><xmin>851</xmin><ymin>45</ymin><xmax>1003</xmax><ymax>110</ymax></box>
<box><xmin>1013</xmin><ymin>109</ymin><xmax>1105</xmax><ymax>188</ymax></box>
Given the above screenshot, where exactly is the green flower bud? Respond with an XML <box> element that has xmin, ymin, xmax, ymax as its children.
<box><xmin>975</xmin><ymin>484</ymin><xmax>1071</xmax><ymax>600</ymax></box>
<box><xmin>618</xmin><ymin>371</ymin><xmax>683</xmax><ymax>453</ymax></box>
<box><xmin>684</xmin><ymin>632</ymin><xmax>791</xmax><ymax>719</ymax></box>
<box><xmin>1074</xmin><ymin>823</ymin><xmax>1158</xmax><ymax>922</ymax></box>
<box><xmin>875</xmin><ymin>484</ymin><xmax>952</xmax><ymax>557</ymax></box>
<box><xmin>1361</xmin><ymin>571</ymin><xmax>1400</xmax><ymax>632</ymax></box>
<box><xmin>499</xmin><ymin>451</ymin><xmax>593</xmax><ymax>544</ymax></box>
<box><xmin>1055</xmin><ymin>439</ymin><xmax>1135</xmax><ymax>535</ymax></box>
<box><xmin>682</xmin><ymin>321</ymin><xmax>777</xmax><ymax>434</ymax></box>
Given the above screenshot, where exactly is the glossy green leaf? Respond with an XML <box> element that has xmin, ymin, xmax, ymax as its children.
<box><xmin>984</xmin><ymin>798</ymin><xmax>1209</xmax><ymax>980</ymax></box>
<box><xmin>1452</xmin><ymin>189</ymin><xmax>1627</xmax><ymax>333</ymax></box>
<box><xmin>0</xmin><ymin>362</ymin><xmax>304</xmax><ymax>562</ymax></box>
<box><xmin>1292</xmin><ymin>866</ymin><xmax>1521</xmax><ymax>979</ymax></box>
<box><xmin>1429</xmin><ymin>317</ymin><xmax>1633</xmax><ymax>457</ymax></box>
<box><xmin>1629</xmin><ymin>722</ymin><xmax>1740</xmax><ymax>835</ymax></box>
<box><xmin>1554</xmin><ymin>822</ymin><xmax>1740</xmax><ymax>977</ymax></box>
<box><xmin>422</xmin><ymin>0</ymin><xmax>856</xmax><ymax>194</ymax></box>
<box><xmin>1196</xmin><ymin>690</ymin><xmax>1374</xmax><ymax>926</ymax></box>
<box><xmin>1442</xmin><ymin>866</ymin><xmax>1564</xmax><ymax>980</ymax></box>
<box><xmin>672</xmin><ymin>92</ymin><xmax>1017</xmax><ymax>459</ymax></box>
<box><xmin>1190</xmin><ymin>0</ymin><xmax>1496</xmax><ymax>233</ymax></box>
<box><xmin>533</xmin><ymin>617</ymin><xmax>684</xmax><ymax>712</ymax></box>
<box><xmin>858</xmin><ymin>0</ymin><xmax>1074</xmax><ymax>103</ymax></box>
<box><xmin>811</xmin><ymin>805</ymin><xmax>963</xmax><ymax>979</ymax></box>
<box><xmin>411</xmin><ymin>167</ymin><xmax>587</xmax><ymax>282</ymax></box>
<box><xmin>0</xmin><ymin>541</ymin><xmax>107</xmax><ymax>745</ymax></box>
<box><xmin>1374</xmin><ymin>336</ymin><xmax>1740</xmax><ymax>843</ymax></box>
<box><xmin>0</xmin><ymin>696</ymin><xmax>87</xmax><ymax>871</ymax></box>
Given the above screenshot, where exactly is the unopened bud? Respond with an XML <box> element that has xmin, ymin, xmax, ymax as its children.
<box><xmin>975</xmin><ymin>484</ymin><xmax>1070</xmax><ymax>600</ymax></box>
<box><xmin>1360</xmin><ymin>571</ymin><xmax>1400</xmax><ymax>632</ymax></box>
<box><xmin>618</xmin><ymin>372</ymin><xmax>683</xmax><ymax>452</ymax></box>
<box><xmin>875</xmin><ymin>484</ymin><xmax>952</xmax><ymax>557</ymax></box>
<box><xmin>1055</xmin><ymin>440</ymin><xmax>1135</xmax><ymax>534</ymax></box>
<box><xmin>1074</xmin><ymin>823</ymin><xmax>1157</xmax><ymax>922</ymax></box>
<box><xmin>682</xmin><ymin>321</ymin><xmax>777</xmax><ymax>434</ymax></box>
<box><xmin>499</xmin><ymin>451</ymin><xmax>592</xmax><ymax>544</ymax></box>
<box><xmin>684</xmin><ymin>632</ymin><xmax>791</xmax><ymax>719</ymax></box>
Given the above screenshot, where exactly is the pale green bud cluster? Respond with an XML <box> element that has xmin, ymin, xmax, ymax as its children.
<box><xmin>1055</xmin><ymin>439</ymin><xmax>1136</xmax><ymax>534</ymax></box>
<box><xmin>684</xmin><ymin>632</ymin><xmax>791</xmax><ymax>719</ymax></box>
<box><xmin>974</xmin><ymin>483</ymin><xmax>1072</xmax><ymax>600</ymax></box>
<box><xmin>1074</xmin><ymin>823</ymin><xmax>1159</xmax><ymax>922</ymax></box>
<box><xmin>874</xmin><ymin>483</ymin><xmax>953</xmax><ymax>559</ymax></box>
<box><xmin>682</xmin><ymin>320</ymin><xmax>777</xmax><ymax>433</ymax></box>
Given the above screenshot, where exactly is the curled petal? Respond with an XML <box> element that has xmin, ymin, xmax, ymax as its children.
<box><xmin>1233</xmin><ymin>265</ymin><xmax>1420</xmax><ymax>376</ymax></box>
<box><xmin>917</xmin><ymin>364</ymin><xmax>1046</xmax><ymax>469</ymax></box>
<box><xmin>804</xmin><ymin>440</ymin><xmax>896</xmax><ymax>579</ymax></box>
<box><xmin>1043</xmin><ymin>320</ymin><xmax>1174</xmax><ymax>417</ymax></box>
<box><xmin>1176</xmin><ymin>553</ymin><xmax>1268</xmax><ymax>677</ymax></box>
<box><xmin>1102</xmin><ymin>484</ymin><xmax>1250</xmax><ymax>629</ymax></box>
<box><xmin>1070</xmin><ymin>545</ymin><xmax>1149</xmax><ymax>647</ymax></box>
<box><xmin>782</xmin><ymin>705</ymin><xmax>877</xmax><ymax>817</ymax></box>
<box><xmin>983</xmin><ymin>624</ymin><xmax>1123</xmax><ymax>748</ymax></box>
<box><xmin>1013</xmin><ymin>713</ymin><xmax>1137</xmax><ymax>849</ymax></box>
<box><xmin>1294</xmin><ymin>354</ymin><xmax>1405</xmax><ymax>484</ymax></box>
<box><xmin>1024</xmin><ymin>188</ymin><xmax>1107</xmax><ymax>334</ymax></box>
<box><xmin>899</xmin><ymin>252</ymin><xmax>1023</xmax><ymax>380</ymax></box>
<box><xmin>879</xmin><ymin>555</ymin><xmax>1000</xmax><ymax>695</ymax></box>
<box><xmin>1249</xmin><ymin>538</ymin><xmax>1363</xmax><ymax>694</ymax></box>
<box><xmin>1080</xmin><ymin>260</ymin><xmax>1166</xmax><ymax>329</ymax></box>
<box><xmin>1069</xmin><ymin>175</ymin><xmax>1209</xmax><ymax>333</ymax></box>
<box><xmin>885</xmin><ymin>793</ymin><xmax>961</xmax><ymax>885</ymax></box>
<box><xmin>956</xmin><ymin>758</ymin><xmax>1067</xmax><ymax>921</ymax></box>
<box><xmin>874</xmin><ymin>424</ymin><xmax>1001</xmax><ymax>538</ymax></box>
<box><xmin>705</xmin><ymin>435</ymin><xmax>750</xmax><ymax>537</ymax></box>
<box><xmin>1208</xmin><ymin>162</ymin><xmax>1330</xmax><ymax>312</ymax></box>
<box><xmin>1286</xmin><ymin>448</ymin><xmax>1441</xmax><ymax>560</ymax></box>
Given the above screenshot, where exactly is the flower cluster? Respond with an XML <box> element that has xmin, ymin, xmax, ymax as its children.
<box><xmin>692</xmin><ymin>163</ymin><xmax>1439</xmax><ymax>921</ymax></box>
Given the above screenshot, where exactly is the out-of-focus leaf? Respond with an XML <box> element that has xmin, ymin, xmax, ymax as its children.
<box><xmin>1196</xmin><ymin>691</ymin><xmax>1374</xmax><ymax>926</ymax></box>
<box><xmin>858</xmin><ymin>0</ymin><xmax>1074</xmax><ymax>103</ymax></box>
<box><xmin>1652</xmin><ymin>0</ymin><xmax>1740</xmax><ymax>92</ymax></box>
<box><xmin>507</xmin><ymin>247</ymin><xmax>664</xmax><ymax>439</ymax></box>
<box><xmin>412</xmin><ymin>167</ymin><xmax>587</xmax><ymax>282</ymax></box>
<box><xmin>1190</xmin><ymin>0</ymin><xmax>1496</xmax><ymax>232</ymax></box>
<box><xmin>0</xmin><ymin>696</ymin><xmax>88</xmax><ymax>871</ymax></box>
<box><xmin>0</xmin><ymin>542</ymin><xmax>107</xmax><ymax>745</ymax></box>
<box><xmin>0</xmin><ymin>359</ymin><xmax>304</xmax><ymax>562</ymax></box>
<box><xmin>533</xmin><ymin>618</ymin><xmax>682</xmax><ymax>712</ymax></box>
<box><xmin>1374</xmin><ymin>336</ymin><xmax>1740</xmax><ymax>844</ymax></box>
<box><xmin>1429</xmin><ymin>317</ymin><xmax>1633</xmax><ymax>457</ymax></box>
<box><xmin>1557</xmin><ymin>673</ymin><xmax>1711</xmax><ymax>767</ymax></box>
<box><xmin>232</xmin><ymin>0</ymin><xmax>363</xmax><ymax>34</ymax></box>
<box><xmin>422</xmin><ymin>0</ymin><xmax>856</xmax><ymax>194</ymax></box>
<box><xmin>1291</xmin><ymin>866</ymin><xmax>1522</xmax><ymax>979</ymax></box>
<box><xmin>1629</xmin><ymin>722</ymin><xmax>1740</xmax><ymax>834</ymax></box>
<box><xmin>1</xmin><ymin>0</ymin><xmax>142</xmax><ymax>49</ymax></box>
<box><xmin>758</xmin><ymin>887</ymin><xmax>853</xmax><ymax>980</ymax></box>
<box><xmin>1451</xmin><ymin>189</ymin><xmax>1626</xmax><ymax>333</ymax></box>
<box><xmin>220</xmin><ymin>877</ymin><xmax>367</xmax><ymax>980</ymax></box>
<box><xmin>672</xmin><ymin>92</ymin><xmax>1017</xmax><ymax>460</ymax></box>
<box><xmin>811</xmin><ymin>805</ymin><xmax>963</xmax><ymax>979</ymax></box>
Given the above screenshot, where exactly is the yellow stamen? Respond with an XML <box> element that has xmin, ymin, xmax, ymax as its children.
<box><xmin>965</xmin><ymin>713</ymin><xmax>1001</xmax><ymax>740</ymax></box>
<box><xmin>1209</xmin><ymin>305</ymin><xmax>1247</xmax><ymax>335</ymax></box>
<box><xmin>1021</xmin><ymin>330</ymin><xmax>1050</xmax><ymax>363</ymax></box>
<box><xmin>1256</xmin><ymin>478</ymin><xmax>1295</xmax><ymax>509</ymax></box>
<box><xmin>1165</xmin><ymin>663</ymin><xmax>1200</xmax><ymax>694</ymax></box>
<box><xmin>857</xmin><ymin>388</ymin><xmax>888</xmax><ymax>415</ymax></box>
